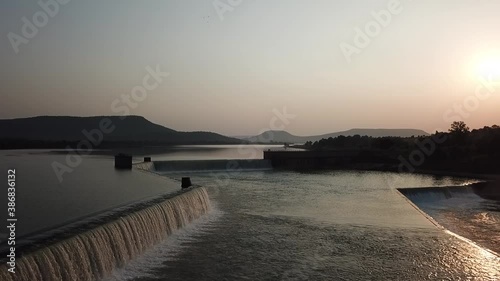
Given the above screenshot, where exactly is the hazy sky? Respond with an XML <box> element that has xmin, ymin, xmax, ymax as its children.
<box><xmin>1</xmin><ymin>0</ymin><xmax>500</xmax><ymax>136</ymax></box>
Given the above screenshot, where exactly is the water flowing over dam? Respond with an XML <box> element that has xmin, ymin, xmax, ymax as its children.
<box><xmin>398</xmin><ymin>183</ymin><xmax>500</xmax><ymax>255</ymax></box>
<box><xmin>397</xmin><ymin>185</ymin><xmax>479</xmax><ymax>204</ymax></box>
<box><xmin>0</xmin><ymin>187</ymin><xmax>211</xmax><ymax>281</ymax></box>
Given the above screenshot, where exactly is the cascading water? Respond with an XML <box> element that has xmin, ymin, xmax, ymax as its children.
<box><xmin>397</xmin><ymin>185</ymin><xmax>476</xmax><ymax>204</ymax></box>
<box><xmin>398</xmin><ymin>184</ymin><xmax>500</xmax><ymax>255</ymax></box>
<box><xmin>0</xmin><ymin>187</ymin><xmax>211</xmax><ymax>281</ymax></box>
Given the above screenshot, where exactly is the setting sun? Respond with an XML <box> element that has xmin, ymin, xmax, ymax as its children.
<box><xmin>475</xmin><ymin>53</ymin><xmax>500</xmax><ymax>78</ymax></box>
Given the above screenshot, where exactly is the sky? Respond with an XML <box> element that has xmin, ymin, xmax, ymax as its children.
<box><xmin>1</xmin><ymin>0</ymin><xmax>500</xmax><ymax>136</ymax></box>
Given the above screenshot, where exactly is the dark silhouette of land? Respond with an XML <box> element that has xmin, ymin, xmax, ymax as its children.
<box><xmin>0</xmin><ymin>116</ymin><xmax>243</xmax><ymax>149</ymax></box>
<box><xmin>246</xmin><ymin>129</ymin><xmax>429</xmax><ymax>143</ymax></box>
<box><xmin>267</xmin><ymin>122</ymin><xmax>500</xmax><ymax>175</ymax></box>
<box><xmin>0</xmin><ymin>116</ymin><xmax>430</xmax><ymax>149</ymax></box>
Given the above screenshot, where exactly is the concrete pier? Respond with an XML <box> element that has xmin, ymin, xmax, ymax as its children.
<box><xmin>181</xmin><ymin>177</ymin><xmax>192</xmax><ymax>188</ymax></box>
<box><xmin>115</xmin><ymin>154</ymin><xmax>132</xmax><ymax>169</ymax></box>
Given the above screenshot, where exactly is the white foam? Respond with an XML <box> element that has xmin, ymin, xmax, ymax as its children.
<box><xmin>103</xmin><ymin>202</ymin><xmax>224</xmax><ymax>281</ymax></box>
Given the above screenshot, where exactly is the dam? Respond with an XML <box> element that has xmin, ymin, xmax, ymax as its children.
<box><xmin>0</xmin><ymin>154</ymin><xmax>275</xmax><ymax>281</ymax></box>
<box><xmin>0</xmin><ymin>187</ymin><xmax>211</xmax><ymax>281</ymax></box>
<box><xmin>0</xmin><ymin>157</ymin><xmax>271</xmax><ymax>281</ymax></box>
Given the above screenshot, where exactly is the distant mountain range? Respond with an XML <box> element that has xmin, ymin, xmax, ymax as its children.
<box><xmin>0</xmin><ymin>116</ymin><xmax>430</xmax><ymax>148</ymax></box>
<box><xmin>0</xmin><ymin>116</ymin><xmax>242</xmax><ymax>145</ymax></box>
<box><xmin>246</xmin><ymin>129</ymin><xmax>429</xmax><ymax>143</ymax></box>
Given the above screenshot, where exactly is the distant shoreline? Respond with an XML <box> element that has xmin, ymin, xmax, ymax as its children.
<box><xmin>0</xmin><ymin>140</ymin><xmax>248</xmax><ymax>150</ymax></box>
<box><xmin>3</xmin><ymin>143</ymin><xmax>500</xmax><ymax>180</ymax></box>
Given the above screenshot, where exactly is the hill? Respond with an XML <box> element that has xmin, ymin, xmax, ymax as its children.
<box><xmin>0</xmin><ymin>116</ymin><xmax>242</xmax><ymax>148</ymax></box>
<box><xmin>247</xmin><ymin>129</ymin><xmax>429</xmax><ymax>143</ymax></box>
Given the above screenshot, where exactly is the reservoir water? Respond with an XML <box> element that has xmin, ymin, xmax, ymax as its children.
<box><xmin>1</xmin><ymin>145</ymin><xmax>499</xmax><ymax>280</ymax></box>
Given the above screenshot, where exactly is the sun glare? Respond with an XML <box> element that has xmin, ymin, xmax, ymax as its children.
<box><xmin>475</xmin><ymin>52</ymin><xmax>500</xmax><ymax>78</ymax></box>
<box><xmin>478</xmin><ymin>59</ymin><xmax>500</xmax><ymax>77</ymax></box>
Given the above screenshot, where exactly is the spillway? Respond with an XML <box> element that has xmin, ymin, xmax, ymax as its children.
<box><xmin>397</xmin><ymin>185</ymin><xmax>477</xmax><ymax>204</ymax></box>
<box><xmin>0</xmin><ymin>187</ymin><xmax>211</xmax><ymax>281</ymax></box>
<box><xmin>397</xmin><ymin>183</ymin><xmax>500</xmax><ymax>256</ymax></box>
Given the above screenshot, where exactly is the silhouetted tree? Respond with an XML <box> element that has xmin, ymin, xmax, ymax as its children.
<box><xmin>449</xmin><ymin>121</ymin><xmax>469</xmax><ymax>135</ymax></box>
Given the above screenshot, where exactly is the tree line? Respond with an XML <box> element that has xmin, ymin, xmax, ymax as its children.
<box><xmin>303</xmin><ymin>122</ymin><xmax>500</xmax><ymax>174</ymax></box>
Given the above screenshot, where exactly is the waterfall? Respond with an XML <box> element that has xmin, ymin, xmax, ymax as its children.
<box><xmin>0</xmin><ymin>187</ymin><xmax>211</xmax><ymax>281</ymax></box>
<box><xmin>397</xmin><ymin>185</ymin><xmax>477</xmax><ymax>204</ymax></box>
